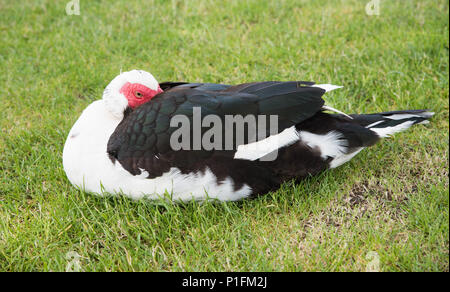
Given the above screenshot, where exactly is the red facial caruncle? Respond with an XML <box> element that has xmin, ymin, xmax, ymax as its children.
<box><xmin>119</xmin><ymin>82</ymin><xmax>163</xmax><ymax>109</ymax></box>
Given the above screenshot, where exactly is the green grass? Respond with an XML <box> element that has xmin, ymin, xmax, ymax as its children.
<box><xmin>0</xmin><ymin>0</ymin><xmax>448</xmax><ymax>271</ymax></box>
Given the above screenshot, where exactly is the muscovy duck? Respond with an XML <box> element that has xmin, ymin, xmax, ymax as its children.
<box><xmin>62</xmin><ymin>70</ymin><xmax>433</xmax><ymax>201</ymax></box>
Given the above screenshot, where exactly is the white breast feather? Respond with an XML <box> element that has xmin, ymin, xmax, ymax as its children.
<box><xmin>62</xmin><ymin>100</ymin><xmax>252</xmax><ymax>202</ymax></box>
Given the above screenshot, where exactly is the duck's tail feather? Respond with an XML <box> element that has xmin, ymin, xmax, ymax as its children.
<box><xmin>351</xmin><ymin>110</ymin><xmax>434</xmax><ymax>138</ymax></box>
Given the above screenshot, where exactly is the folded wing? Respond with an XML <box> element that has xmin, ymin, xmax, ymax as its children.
<box><xmin>107</xmin><ymin>81</ymin><xmax>326</xmax><ymax>177</ymax></box>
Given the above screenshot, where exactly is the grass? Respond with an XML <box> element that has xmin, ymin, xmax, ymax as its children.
<box><xmin>0</xmin><ymin>0</ymin><xmax>448</xmax><ymax>271</ymax></box>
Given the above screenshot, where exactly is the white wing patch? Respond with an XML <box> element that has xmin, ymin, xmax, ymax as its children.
<box><xmin>366</xmin><ymin>120</ymin><xmax>385</xmax><ymax>128</ymax></box>
<box><xmin>329</xmin><ymin>147</ymin><xmax>364</xmax><ymax>168</ymax></box>
<box><xmin>312</xmin><ymin>84</ymin><xmax>353</xmax><ymax>119</ymax></box>
<box><xmin>322</xmin><ymin>105</ymin><xmax>353</xmax><ymax>119</ymax></box>
<box><xmin>235</xmin><ymin>127</ymin><xmax>350</xmax><ymax>164</ymax></box>
<box><xmin>299</xmin><ymin>130</ymin><xmax>348</xmax><ymax>159</ymax></box>
<box><xmin>312</xmin><ymin>84</ymin><xmax>343</xmax><ymax>92</ymax></box>
<box><xmin>234</xmin><ymin>126</ymin><xmax>300</xmax><ymax>161</ymax></box>
<box><xmin>384</xmin><ymin>112</ymin><xmax>435</xmax><ymax>120</ymax></box>
<box><xmin>370</xmin><ymin>120</ymin><xmax>415</xmax><ymax>138</ymax></box>
<box><xmin>366</xmin><ymin>111</ymin><xmax>435</xmax><ymax>129</ymax></box>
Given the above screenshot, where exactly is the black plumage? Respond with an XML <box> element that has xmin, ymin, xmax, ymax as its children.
<box><xmin>107</xmin><ymin>81</ymin><xmax>431</xmax><ymax>197</ymax></box>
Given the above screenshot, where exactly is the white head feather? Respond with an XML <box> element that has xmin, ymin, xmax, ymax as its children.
<box><xmin>102</xmin><ymin>70</ymin><xmax>160</xmax><ymax>119</ymax></box>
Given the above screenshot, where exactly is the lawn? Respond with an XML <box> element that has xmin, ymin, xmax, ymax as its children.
<box><xmin>0</xmin><ymin>0</ymin><xmax>448</xmax><ymax>272</ymax></box>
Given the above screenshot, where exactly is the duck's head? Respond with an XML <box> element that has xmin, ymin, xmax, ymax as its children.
<box><xmin>102</xmin><ymin>70</ymin><xmax>163</xmax><ymax>119</ymax></box>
